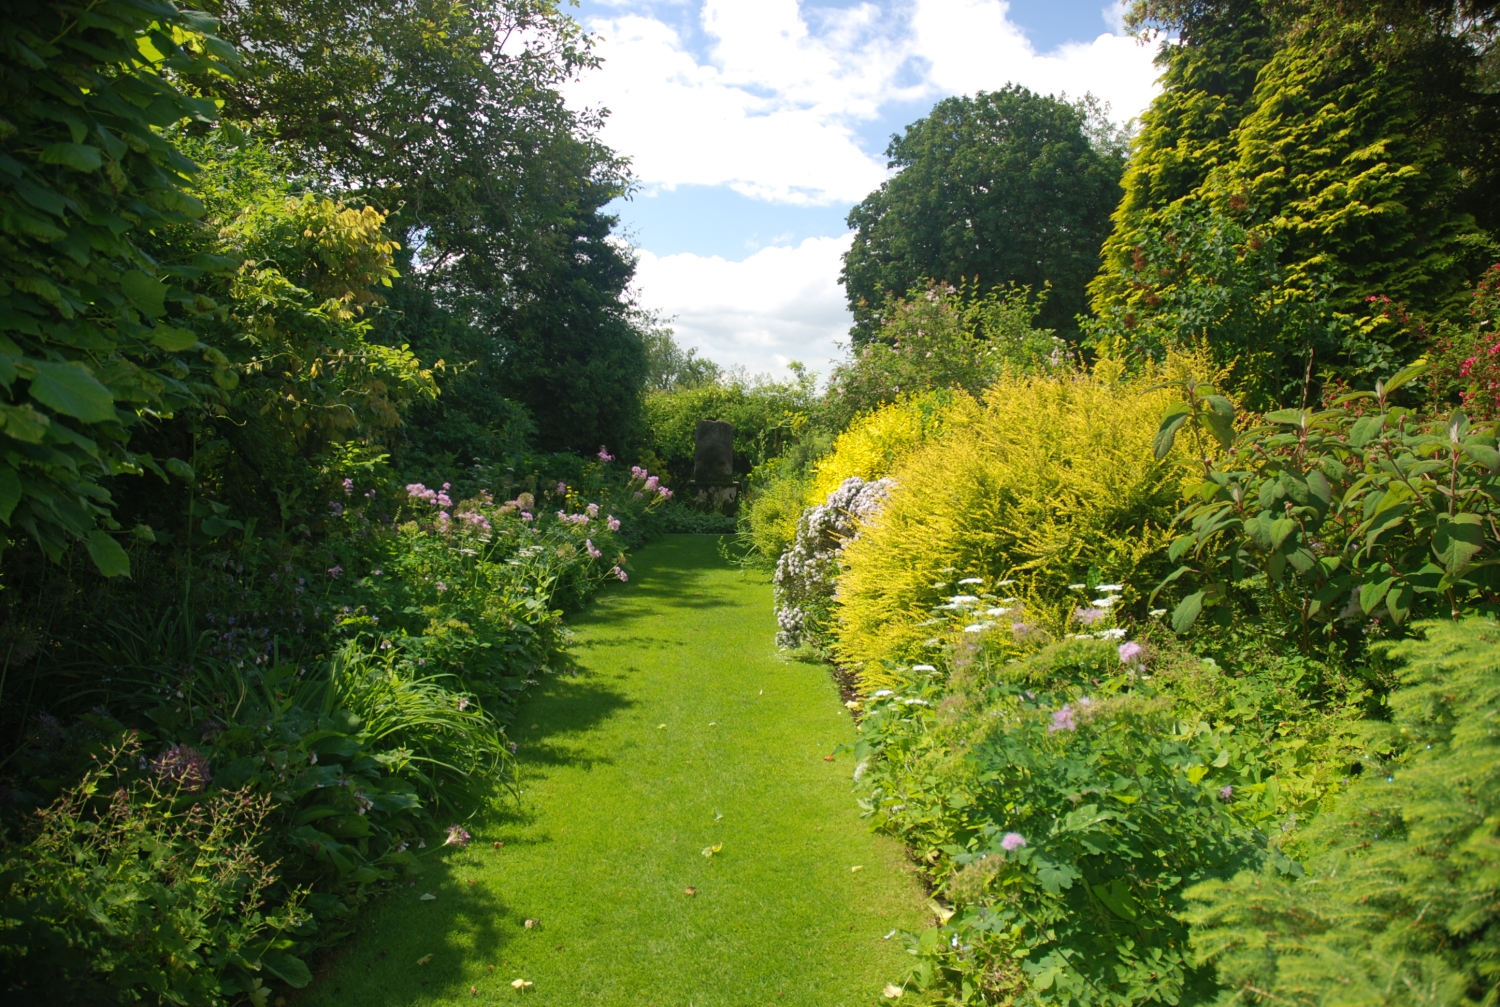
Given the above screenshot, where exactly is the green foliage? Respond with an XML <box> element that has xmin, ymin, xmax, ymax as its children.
<box><xmin>638</xmin><ymin>370</ymin><xmax>817</xmax><ymax>486</ymax></box>
<box><xmin>1151</xmin><ymin>366</ymin><xmax>1500</xmax><ymax>649</ymax></box>
<box><xmin>0</xmin><ymin>738</ymin><xmax>310</xmax><ymax>1006</ymax></box>
<box><xmin>1094</xmin><ymin>1</ymin><xmax>1500</xmax><ymax>404</ymax></box>
<box><xmin>834</xmin><ymin>365</ymin><xmax>1190</xmax><ymax>684</ymax></box>
<box><xmin>852</xmin><ymin>627</ymin><xmax>1365</xmax><ymax>1006</ymax></box>
<box><xmin>1185</xmin><ymin>616</ymin><xmax>1500</xmax><ymax>1007</ymax></box>
<box><xmin>825</xmin><ymin>281</ymin><xmax>1065</xmax><ymax>428</ymax></box>
<box><xmin>0</xmin><ymin>1</ymin><xmax>237</xmax><ymax>571</ymax></box>
<box><xmin>843</xmin><ymin>88</ymin><xmax>1125</xmax><ymax>343</ymax></box>
<box><xmin>207</xmin><ymin>0</ymin><xmax>646</xmax><ymax>454</ymax></box>
<box><xmin>642</xmin><ymin>322</ymin><xmax>723</xmax><ymax>392</ymax></box>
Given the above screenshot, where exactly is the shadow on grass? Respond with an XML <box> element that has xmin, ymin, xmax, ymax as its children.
<box><xmin>301</xmin><ymin>854</ymin><xmax>519</xmax><ymax>1004</ymax></box>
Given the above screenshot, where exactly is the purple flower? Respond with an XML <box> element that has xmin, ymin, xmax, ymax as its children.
<box><xmin>1219</xmin><ymin>785</ymin><xmax>1234</xmax><ymax>801</ymax></box>
<box><xmin>329</xmin><ymin>501</ymin><xmax>344</xmax><ymax>515</ymax></box>
<box><xmin>406</xmin><ymin>482</ymin><xmax>437</xmax><ymax>504</ymax></box>
<box><xmin>435</xmin><ymin>581</ymin><xmax>448</xmax><ymax>592</ymax></box>
<box><xmin>327</xmin><ymin>565</ymin><xmax>344</xmax><ymax>579</ymax></box>
<box><xmin>607</xmin><ymin>516</ymin><xmax>620</xmax><ymax>531</ymax></box>
<box><xmin>436</xmin><ymin>492</ymin><xmax>453</xmax><ymax>508</ymax></box>
<box><xmin>1074</xmin><ymin>606</ymin><xmax>1107</xmax><ymax>626</ymax></box>
<box><xmin>1000</xmin><ymin>832</ymin><xmax>1027</xmax><ymax>851</ymax></box>
<box><xmin>556</xmin><ymin>481</ymin><xmax>567</xmax><ymax>494</ymax></box>
<box><xmin>444</xmin><ymin>824</ymin><xmax>472</xmax><ymax>848</ymax></box>
<box><xmin>520</xmin><ymin>511</ymin><xmax>533</xmax><ymax>522</ymax></box>
<box><xmin>342</xmin><ymin>477</ymin><xmax>354</xmax><ymax>495</ymax></box>
<box><xmin>585</xmin><ymin>538</ymin><xmax>602</xmax><ymax>559</ymax></box>
<box><xmin>1118</xmin><ymin>641</ymin><xmax>1144</xmax><ymax>664</ymax></box>
<box><xmin>612</xmin><ymin>566</ymin><xmax>628</xmax><ymax>582</ymax></box>
<box><xmin>597</xmin><ymin>446</ymin><xmax>614</xmax><ymax>462</ymax></box>
<box><xmin>643</xmin><ymin>475</ymin><xmax>660</xmax><ymax>491</ymax></box>
<box><xmin>586</xmin><ymin>502</ymin><xmax>600</xmax><ymax>518</ymax></box>
<box><xmin>365</xmin><ymin>488</ymin><xmax>377</xmax><ymax>499</ymax></box>
<box><xmin>658</xmin><ymin>486</ymin><xmax>674</xmax><ymax>500</ymax></box>
<box><xmin>1048</xmin><ymin>705</ymin><xmax>1076</xmax><ymax>733</ymax></box>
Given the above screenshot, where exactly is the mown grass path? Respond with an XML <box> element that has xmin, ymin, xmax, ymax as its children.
<box><xmin>302</xmin><ymin>535</ymin><xmax>928</xmax><ymax>1006</ymax></box>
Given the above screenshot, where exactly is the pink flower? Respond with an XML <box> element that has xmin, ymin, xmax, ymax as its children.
<box><xmin>342</xmin><ymin>477</ymin><xmax>354</xmax><ymax>495</ymax></box>
<box><xmin>585</xmin><ymin>538</ymin><xmax>602</xmax><ymax>559</ymax></box>
<box><xmin>1218</xmin><ymin>785</ymin><xmax>1234</xmax><ymax>801</ymax></box>
<box><xmin>327</xmin><ymin>565</ymin><xmax>344</xmax><ymax>579</ymax></box>
<box><xmin>658</xmin><ymin>487</ymin><xmax>673</xmax><ymax>500</ymax></box>
<box><xmin>586</xmin><ymin>502</ymin><xmax>599</xmax><ymax>518</ymax></box>
<box><xmin>1000</xmin><ymin>831</ymin><xmax>1027</xmax><ymax>851</ymax></box>
<box><xmin>436</xmin><ymin>492</ymin><xmax>453</xmax><ymax>508</ymax></box>
<box><xmin>556</xmin><ymin>481</ymin><xmax>567</xmax><ymax>494</ymax></box>
<box><xmin>444</xmin><ymin>824</ymin><xmax>472</xmax><ymax>848</ymax></box>
<box><xmin>1074</xmin><ymin>607</ymin><xmax>1106</xmax><ymax>625</ymax></box>
<box><xmin>643</xmin><ymin>475</ymin><xmax>659</xmax><ymax>491</ymax></box>
<box><xmin>1118</xmin><ymin>641</ymin><xmax>1144</xmax><ymax>664</ymax></box>
<box><xmin>612</xmin><ymin>566</ymin><xmax>628</xmax><ymax>582</ymax></box>
<box><xmin>1048</xmin><ymin>705</ymin><xmax>1076</xmax><ymax>733</ymax></box>
<box><xmin>597</xmin><ymin>446</ymin><xmax>614</xmax><ymax>462</ymax></box>
<box><xmin>607</xmin><ymin>516</ymin><xmax>620</xmax><ymax>531</ymax></box>
<box><xmin>520</xmin><ymin>511</ymin><xmax>533</xmax><ymax>522</ymax></box>
<box><xmin>435</xmin><ymin>581</ymin><xmax>448</xmax><ymax>592</ymax></box>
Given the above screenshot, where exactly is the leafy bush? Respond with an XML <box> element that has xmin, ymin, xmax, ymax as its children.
<box><xmin>0</xmin><ymin>1</ymin><xmax>236</xmax><ymax>571</ymax></box>
<box><xmin>834</xmin><ymin>363</ymin><xmax>1190</xmax><ymax>684</ymax></box>
<box><xmin>773</xmin><ymin>477</ymin><xmax>892</xmax><ymax>650</ymax></box>
<box><xmin>1153</xmin><ymin>364</ymin><xmax>1500</xmax><ymax>649</ymax></box>
<box><xmin>1184</xmin><ymin>617</ymin><xmax>1500</xmax><ymax>1007</ymax></box>
<box><xmin>639</xmin><ymin>370</ymin><xmax>817</xmax><ymax>486</ymax></box>
<box><xmin>825</xmin><ymin>282</ymin><xmax>1063</xmax><ymax>428</ymax></box>
<box><xmin>807</xmin><ymin>391</ymin><xmax>971</xmax><ymax>508</ymax></box>
<box><xmin>0</xmin><ymin>737</ymin><xmax>310</xmax><ymax>1005</ymax></box>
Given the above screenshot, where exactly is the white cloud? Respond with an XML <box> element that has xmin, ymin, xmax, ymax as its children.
<box><xmin>631</xmin><ymin>236</ymin><xmax>853</xmax><ymax>377</ymax></box>
<box><xmin>566</xmin><ymin>0</ymin><xmax>1162</xmax><ymax>206</ymax></box>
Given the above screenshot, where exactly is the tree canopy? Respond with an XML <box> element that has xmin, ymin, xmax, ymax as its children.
<box><xmin>840</xmin><ymin>87</ymin><xmax>1127</xmax><ymax>346</ymax></box>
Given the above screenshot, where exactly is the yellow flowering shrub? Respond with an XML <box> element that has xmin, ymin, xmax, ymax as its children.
<box><xmin>834</xmin><ymin>363</ymin><xmax>1192</xmax><ymax>688</ymax></box>
<box><xmin>807</xmin><ymin>390</ymin><xmax>973</xmax><ymax>506</ymax></box>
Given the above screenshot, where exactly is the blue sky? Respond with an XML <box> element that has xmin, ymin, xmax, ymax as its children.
<box><xmin>560</xmin><ymin>0</ymin><xmax>1163</xmax><ymax>377</ymax></box>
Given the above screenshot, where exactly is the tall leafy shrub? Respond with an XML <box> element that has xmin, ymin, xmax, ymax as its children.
<box><xmin>834</xmin><ymin>364</ymin><xmax>1189</xmax><ymax>683</ymax></box>
<box><xmin>0</xmin><ymin>2</ymin><xmax>236</xmax><ymax>572</ymax></box>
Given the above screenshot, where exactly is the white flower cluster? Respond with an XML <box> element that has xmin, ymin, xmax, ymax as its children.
<box><xmin>773</xmin><ymin>476</ymin><xmax>893</xmax><ymax>648</ymax></box>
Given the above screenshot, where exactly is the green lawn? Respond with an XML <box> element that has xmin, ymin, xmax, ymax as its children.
<box><xmin>299</xmin><ymin>535</ymin><xmax>929</xmax><ymax>1006</ymax></box>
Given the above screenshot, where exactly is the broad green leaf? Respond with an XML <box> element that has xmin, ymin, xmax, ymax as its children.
<box><xmin>1432</xmin><ymin>513</ymin><xmax>1485</xmax><ymax>575</ymax></box>
<box><xmin>1353</xmin><ymin>406</ymin><xmax>1385</xmax><ymax>440</ymax></box>
<box><xmin>39</xmin><ymin>142</ymin><xmax>102</xmax><ymax>172</ymax></box>
<box><xmin>1269</xmin><ymin>518</ymin><xmax>1297</xmax><ymax>552</ymax></box>
<box><xmin>1359</xmin><ymin>578</ymin><xmax>1394</xmax><ymax>614</ymax></box>
<box><xmin>150</xmin><ymin>326</ymin><xmax>198</xmax><ymax>351</ymax></box>
<box><xmin>1171</xmin><ymin>591</ymin><xmax>1205</xmax><ymax>633</ymax></box>
<box><xmin>1382</xmin><ymin>362</ymin><xmax>1428</xmax><ymax>395</ymax></box>
<box><xmin>0</xmin><ymin>464</ymin><xmax>20</xmax><ymax>522</ymax></box>
<box><xmin>260</xmin><ymin>952</ymin><xmax>312</xmax><ymax>988</ymax></box>
<box><xmin>28</xmin><ymin>362</ymin><xmax>116</xmax><ymax>423</ymax></box>
<box><xmin>1153</xmin><ymin>406</ymin><xmax>1190</xmax><ymax>461</ymax></box>
<box><xmin>1387</xmin><ymin>584</ymin><xmax>1415</xmax><ymax>625</ymax></box>
<box><xmin>1306</xmin><ymin>468</ymin><xmax>1332</xmax><ymax>508</ymax></box>
<box><xmin>1263</xmin><ymin>409</ymin><xmax>1306</xmax><ymax>426</ymax></box>
<box><xmin>121</xmin><ymin>270</ymin><xmax>168</xmax><ymax>318</ymax></box>
<box><xmin>1201</xmin><ymin>395</ymin><xmax>1236</xmax><ymax>448</ymax></box>
<box><xmin>1463</xmin><ymin>439</ymin><xmax>1499</xmax><ymax>471</ymax></box>
<box><xmin>86</xmin><ymin>530</ymin><xmax>131</xmax><ymax>578</ymax></box>
<box><xmin>165</xmin><ymin>457</ymin><xmax>195</xmax><ymax>481</ymax></box>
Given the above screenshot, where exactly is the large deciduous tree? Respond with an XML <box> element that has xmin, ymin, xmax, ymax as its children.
<box><xmin>205</xmin><ymin>0</ymin><xmax>646</xmax><ymax>455</ymax></box>
<box><xmin>840</xmin><ymin>87</ymin><xmax>1127</xmax><ymax>346</ymax></box>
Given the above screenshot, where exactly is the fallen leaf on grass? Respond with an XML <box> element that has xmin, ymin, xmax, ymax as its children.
<box><xmin>708</xmin><ymin>722</ymin><xmax>716</xmax><ymax>726</ymax></box>
<box><xmin>419</xmin><ymin>893</ymin><xmax>436</xmax><ymax>901</ymax></box>
<box><xmin>493</xmin><ymin>841</ymin><xmax>504</xmax><ymax>849</ymax></box>
<box><xmin>684</xmin><ymin>886</ymin><xmax>698</xmax><ymax>896</ymax></box>
<box><xmin>416</xmin><ymin>954</ymin><xmax>433</xmax><ymax>966</ymax></box>
<box><xmin>471</xmin><ymin>986</ymin><xmax>478</xmax><ymax>996</ymax></box>
<box><xmin>823</xmin><ymin>755</ymin><xmax>835</xmax><ymax>762</ymax></box>
<box><xmin>488</xmin><ymin>965</ymin><xmax>495</xmax><ymax>972</ymax></box>
<box><xmin>851</xmin><ymin>865</ymin><xmax>865</xmax><ymax>872</ymax></box>
<box><xmin>657</xmin><ymin>723</ymin><xmax>666</xmax><ymax>729</ymax></box>
<box><xmin>701</xmin><ymin>842</ymin><xmax>722</xmax><ymax>858</ymax></box>
<box><xmin>467</xmin><ymin>879</ymin><xmax>478</xmax><ymax>885</ymax></box>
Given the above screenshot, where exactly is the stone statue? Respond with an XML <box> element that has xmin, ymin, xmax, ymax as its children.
<box><xmin>691</xmin><ymin>419</ymin><xmax>738</xmax><ymax>514</ymax></box>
